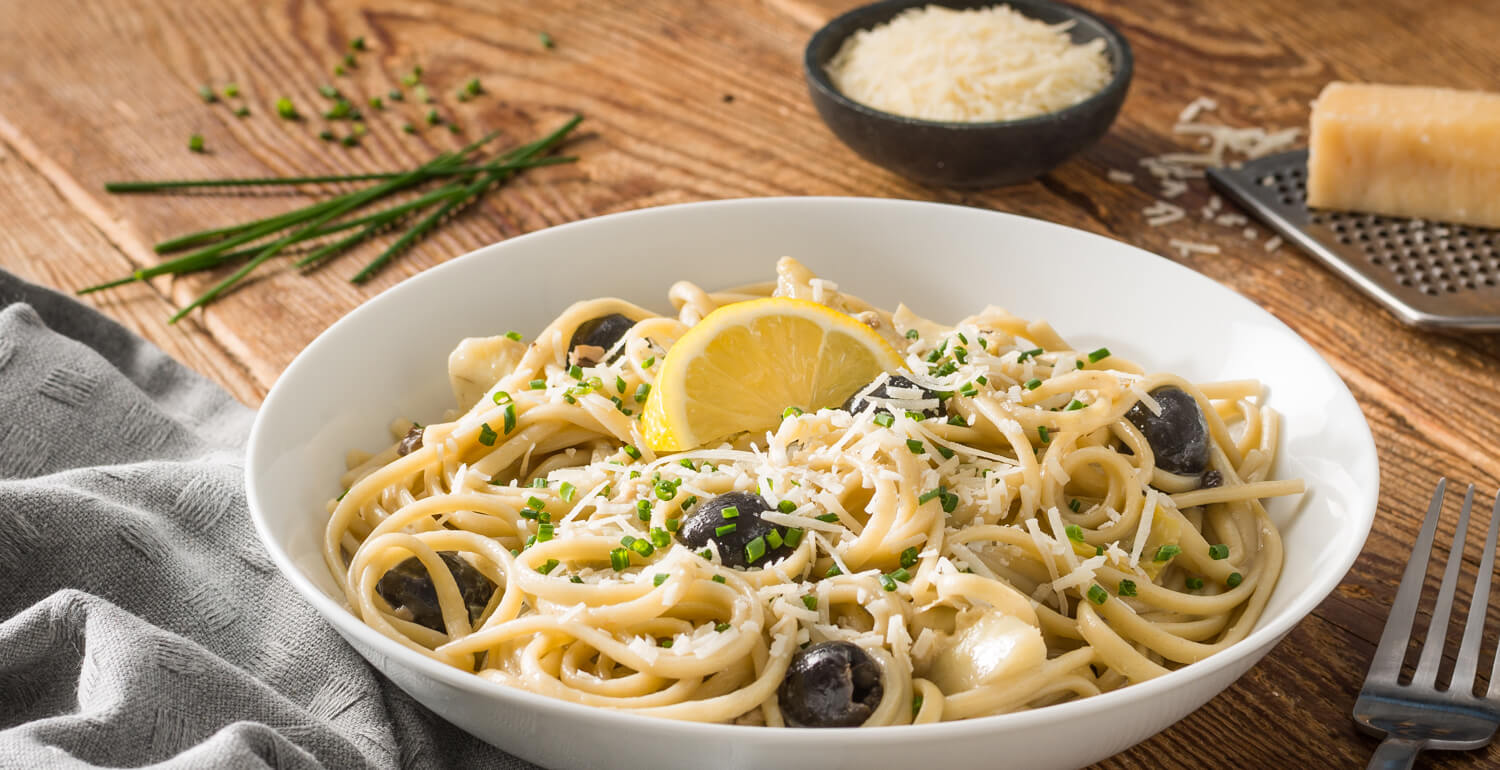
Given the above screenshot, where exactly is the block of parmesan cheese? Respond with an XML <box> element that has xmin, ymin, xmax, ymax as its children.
<box><xmin>1306</xmin><ymin>82</ymin><xmax>1500</xmax><ymax>228</ymax></box>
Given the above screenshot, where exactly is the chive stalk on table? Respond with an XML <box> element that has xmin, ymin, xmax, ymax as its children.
<box><xmin>83</xmin><ymin>116</ymin><xmax>582</xmax><ymax>320</ymax></box>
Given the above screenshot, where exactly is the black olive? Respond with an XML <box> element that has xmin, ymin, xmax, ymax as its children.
<box><xmin>676</xmin><ymin>491</ymin><xmax>794</xmax><ymax>569</ymax></box>
<box><xmin>1202</xmin><ymin>469</ymin><xmax>1223</xmax><ymax>488</ymax></box>
<box><xmin>1124</xmin><ymin>386</ymin><xmax>1209</xmax><ymax>477</ymax></box>
<box><xmin>567</xmin><ymin>313</ymin><xmax>635</xmax><ymax>366</ymax></box>
<box><xmin>375</xmin><ymin>551</ymin><xmax>495</xmax><ymax>632</ymax></box>
<box><xmin>396</xmin><ymin>424</ymin><xmax>423</xmax><ymax>456</ymax></box>
<box><xmin>778</xmin><ymin>641</ymin><xmax>883</xmax><ymax>727</ymax></box>
<box><xmin>842</xmin><ymin>373</ymin><xmax>947</xmax><ymax>419</ymax></box>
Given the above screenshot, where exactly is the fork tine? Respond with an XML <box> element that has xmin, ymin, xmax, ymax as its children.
<box><xmin>1455</xmin><ymin>487</ymin><xmax>1500</xmax><ymax>693</ymax></box>
<box><xmin>1413</xmin><ymin>484</ymin><xmax>1476</xmax><ymax>685</ymax></box>
<box><xmin>1366</xmin><ymin>479</ymin><xmax>1447</xmax><ymax>684</ymax></box>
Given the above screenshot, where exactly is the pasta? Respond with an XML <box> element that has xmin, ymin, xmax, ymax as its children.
<box><xmin>323</xmin><ymin>257</ymin><xmax>1303</xmax><ymax>726</ymax></box>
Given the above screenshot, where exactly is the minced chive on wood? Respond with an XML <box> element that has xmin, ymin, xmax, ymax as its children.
<box><xmin>539</xmin><ymin>31</ymin><xmax>555</xmax><ymax>48</ymax></box>
<box><xmin>188</xmin><ymin>134</ymin><xmax>205</xmax><ymax>153</ymax></box>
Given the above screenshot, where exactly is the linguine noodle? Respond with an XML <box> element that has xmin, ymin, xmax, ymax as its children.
<box><xmin>323</xmin><ymin>257</ymin><xmax>1301</xmax><ymax>726</ymax></box>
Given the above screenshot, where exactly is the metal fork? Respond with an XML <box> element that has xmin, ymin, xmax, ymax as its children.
<box><xmin>1355</xmin><ymin>480</ymin><xmax>1500</xmax><ymax>769</ymax></box>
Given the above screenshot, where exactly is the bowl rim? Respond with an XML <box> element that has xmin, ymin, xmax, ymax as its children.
<box><xmin>247</xmin><ymin>196</ymin><xmax>1378</xmax><ymax>742</ymax></box>
<box><xmin>804</xmin><ymin>0</ymin><xmax>1135</xmax><ymax>131</ymax></box>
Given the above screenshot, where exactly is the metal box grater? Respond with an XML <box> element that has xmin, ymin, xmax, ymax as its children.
<box><xmin>1206</xmin><ymin>149</ymin><xmax>1500</xmax><ymax>331</ymax></box>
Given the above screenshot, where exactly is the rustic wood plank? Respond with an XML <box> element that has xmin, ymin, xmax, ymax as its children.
<box><xmin>0</xmin><ymin>139</ymin><xmax>265</xmax><ymax>405</ymax></box>
<box><xmin>1</xmin><ymin>0</ymin><xmax>1499</xmax><ymax>766</ymax></box>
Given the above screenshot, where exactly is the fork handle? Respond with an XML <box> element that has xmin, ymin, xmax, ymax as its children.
<box><xmin>1368</xmin><ymin>736</ymin><xmax>1425</xmax><ymax>770</ymax></box>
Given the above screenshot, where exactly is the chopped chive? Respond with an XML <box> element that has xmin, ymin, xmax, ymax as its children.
<box><xmin>665</xmin><ymin>517</ymin><xmax>680</xmax><ymax>532</ymax></box>
<box><xmin>890</xmin><ymin>567</ymin><xmax>911</xmax><ymax>582</ymax></box>
<box><xmin>782</xmin><ymin>406</ymin><xmax>803</xmax><ymax>419</ymax></box>
<box><xmin>879</xmin><ymin>574</ymin><xmax>897</xmax><ymax>592</ymax></box>
<box><xmin>679</xmin><ymin>495</ymin><xmax>697</xmax><ymax>511</ymax></box>
<box><xmin>1087</xmin><ymin>584</ymin><xmax>1109</xmax><ymax>605</ymax></box>
<box><xmin>1065</xmin><ymin>399</ymin><xmax>1086</xmax><ymax>411</ymax></box>
<box><xmin>720</xmin><ymin>506</ymin><xmax>739</xmax><ymax>519</ymax></box>
<box><xmin>333</xmin><ymin>64</ymin><xmax>346</xmax><ymax>76</ymax></box>
<box><xmin>912</xmin><ymin>694</ymin><xmax>924</xmax><ymax>717</ymax></box>
<box><xmin>188</xmin><ymin>134</ymin><xmax>205</xmax><ymax>153</ymax></box>
<box><xmin>784</xmin><ymin>528</ymin><xmax>803</xmax><ymax>548</ymax></box>
<box><xmin>389</xmin><ymin>88</ymin><xmax>404</xmax><ymax>101</ymax></box>
<box><xmin>745</xmin><ymin>536</ymin><xmax>767</xmax><ymax>563</ymax></box>
<box><xmin>503</xmin><ymin>403</ymin><xmax>517</xmax><ymax>434</ymax></box>
<box><xmin>953</xmin><ymin>347</ymin><xmax>967</xmax><ymax>363</ymax></box>
<box><xmin>653</xmin><ymin>573</ymin><xmax>668</xmax><ymax>586</ymax></box>
<box><xmin>343</xmin><ymin>53</ymin><xmax>357</xmax><ymax>68</ymax></box>
<box><xmin>801</xmin><ymin>595</ymin><xmax>818</xmax><ymax>611</ymax></box>
<box><xmin>520</xmin><ymin>508</ymin><xmax>540</xmax><ymax>520</ymax></box>
<box><xmin>1069</xmin><ymin>499</ymin><xmax>1083</xmax><ymax>512</ymax></box>
<box><xmin>918</xmin><ymin>487</ymin><xmax>942</xmax><ymax>505</ymax></box>
<box><xmin>1227</xmin><ymin>572</ymin><xmax>1244</xmax><ymax>588</ymax></box>
<box><xmin>940</xmin><ymin>490</ymin><xmax>958</xmax><ymax>513</ymax></box>
<box><xmin>1024</xmin><ymin>378</ymin><xmax>1042</xmax><ymax>390</ymax></box>
<box><xmin>816</xmin><ymin>513</ymin><xmax>839</xmax><ymax>523</ymax></box>
<box><xmin>1208</xmin><ymin>544</ymin><xmax>1229</xmax><ymax>560</ymax></box>
<box><xmin>1087</xmin><ymin>347</ymin><xmax>1111</xmax><ymax>363</ymax></box>
<box><xmin>538</xmin><ymin>558</ymin><xmax>560</xmax><ymax>575</ymax></box>
<box><xmin>1185</xmin><ymin>576</ymin><xmax>1204</xmax><ymax>590</ymax></box>
<box><xmin>369</xmin><ymin>96</ymin><xmax>383</xmax><ymax>110</ymax></box>
<box><xmin>318</xmin><ymin>84</ymin><xmax>340</xmax><ymax>99</ymax></box>
<box><xmin>900</xmin><ymin>546</ymin><xmax>919</xmax><ymax>568</ymax></box>
<box><xmin>1038</xmin><ymin>426</ymin><xmax>1051</xmax><ymax>444</ymax></box>
<box><xmin>198</xmin><ymin>85</ymin><xmax>217</xmax><ymax>103</ymax></box>
<box><xmin>1096</xmin><ymin>544</ymin><xmax>1105</xmax><ymax>556</ymax></box>
<box><xmin>905</xmin><ymin>329</ymin><xmax>919</xmax><ymax>340</ymax></box>
<box><xmin>766</xmin><ymin>530</ymin><xmax>784</xmax><ymax>549</ymax></box>
<box><xmin>610</xmin><ymin>548</ymin><xmax>630</xmax><ymax>571</ymax></box>
<box><xmin>529</xmin><ymin>379</ymin><xmax>546</xmax><ymax>389</ymax></box>
<box><xmin>715</xmin><ymin>622</ymin><xmax>730</xmax><ymax>632</ymax></box>
<box><xmin>465</xmin><ymin>78</ymin><xmax>483</xmax><ymax>96</ymax></box>
<box><xmin>317</xmin><ymin>129</ymin><xmax>336</xmax><ymax>142</ymax></box>
<box><xmin>559</xmin><ymin>482</ymin><xmax>577</xmax><ymax>502</ymax></box>
<box><xmin>539</xmin><ymin>31</ymin><xmax>555</xmax><ymax>48</ymax></box>
<box><xmin>532</xmin><ymin>478</ymin><xmax>548</xmax><ymax>488</ymax></box>
<box><xmin>715</xmin><ymin>523</ymin><xmax>737</xmax><ymax>537</ymax></box>
<box><xmin>636</xmin><ymin>500</ymin><xmax>651</xmax><ymax>521</ymax></box>
<box><xmin>1154</xmin><ymin>544</ymin><xmax>1182</xmax><ymax>562</ymax></box>
<box><xmin>1017</xmin><ymin>347</ymin><xmax>1043</xmax><ymax>362</ymax></box>
<box><xmin>623</xmin><ymin>444</ymin><xmax>641</xmax><ymax>460</ymax></box>
<box><xmin>825</xmin><ymin>565</ymin><xmax>842</xmax><ymax>578</ymax></box>
<box><xmin>1076</xmin><ymin>360</ymin><xmax>1084</xmax><ymax>369</ymax></box>
<box><xmin>633</xmin><ymin>383</ymin><xmax>651</xmax><ymax>403</ymax></box>
<box><xmin>340</xmin><ymin>135</ymin><xmax>358</xmax><ymax>148</ymax></box>
<box><xmin>777</xmin><ymin>500</ymin><xmax>797</xmax><ymax>513</ymax></box>
<box><xmin>527</xmin><ymin>496</ymin><xmax>546</xmax><ymax>510</ymax></box>
<box><xmin>873</xmin><ymin>413</ymin><xmax>895</xmax><ymax>428</ymax></box>
<box><xmin>678</xmin><ymin>459</ymin><xmax>696</xmax><ymax>471</ymax></box>
<box><xmin>1065</xmin><ymin>524</ymin><xmax>1085</xmax><ymax>543</ymax></box>
<box><xmin>536</xmin><ymin>522</ymin><xmax>554</xmax><ymax>542</ymax></box>
<box><xmin>947</xmin><ymin>415</ymin><xmax>967</xmax><ymax>427</ymax></box>
<box><xmin>1118</xmin><ymin>579</ymin><xmax>1137</xmax><ymax>597</ymax></box>
<box><xmin>650</xmin><ymin>528</ymin><xmax>671</xmax><ymax>549</ymax></box>
<box><xmin>275</xmin><ymin>97</ymin><xmax>298</xmax><ymax>119</ymax></box>
<box><xmin>351</xmin><ymin>122</ymin><xmax>367</xmax><ymax>137</ymax></box>
<box><xmin>905</xmin><ymin>439</ymin><xmax>925</xmax><ymax>454</ymax></box>
<box><xmin>478</xmin><ymin>422</ymin><xmax>498</xmax><ymax>446</ymax></box>
<box><xmin>222</xmin><ymin>83</ymin><xmax>240</xmax><ymax>98</ymax></box>
<box><xmin>629</xmin><ymin>538</ymin><xmax>653</xmax><ymax>556</ymax></box>
<box><xmin>904</xmin><ymin>410</ymin><xmax>925</xmax><ymax>423</ymax></box>
<box><xmin>426</xmin><ymin>108</ymin><xmax>441</xmax><ymax>125</ymax></box>
<box><xmin>935</xmin><ymin>445</ymin><xmax>955</xmax><ymax>460</ymax></box>
<box><xmin>642</xmin><ymin>356</ymin><xmax>655</xmax><ymax>368</ymax></box>
<box><xmin>350</xmin><ymin>36</ymin><xmax>366</xmax><ymax>51</ymax></box>
<box><xmin>925</xmin><ymin>349</ymin><xmax>943</xmax><ymax>363</ymax></box>
<box><xmin>568</xmin><ymin>364</ymin><xmax>583</xmax><ymax>380</ymax></box>
<box><xmin>233</xmin><ymin>106</ymin><xmax>250</xmax><ymax>117</ymax></box>
<box><xmin>613</xmin><ymin>375</ymin><xmax>627</xmax><ymax>394</ymax></box>
<box><xmin>712</xmin><ymin>574</ymin><xmax>726</xmax><ymax>584</ymax></box>
<box><xmin>570</xmin><ymin>575</ymin><xmax>584</xmax><ymax>583</ymax></box>
<box><xmin>402</xmin><ymin>123</ymin><xmax>416</xmax><ymax>134</ymax></box>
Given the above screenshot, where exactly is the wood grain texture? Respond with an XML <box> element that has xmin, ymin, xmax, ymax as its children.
<box><xmin>1</xmin><ymin>0</ymin><xmax>1499</xmax><ymax>766</ymax></box>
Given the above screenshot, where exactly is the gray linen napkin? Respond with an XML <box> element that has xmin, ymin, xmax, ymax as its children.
<box><xmin>0</xmin><ymin>270</ymin><xmax>534</xmax><ymax>769</ymax></box>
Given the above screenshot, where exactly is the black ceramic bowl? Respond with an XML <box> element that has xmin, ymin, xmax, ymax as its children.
<box><xmin>805</xmin><ymin>0</ymin><xmax>1133</xmax><ymax>188</ymax></box>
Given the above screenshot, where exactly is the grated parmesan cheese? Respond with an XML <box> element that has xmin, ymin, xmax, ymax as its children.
<box><xmin>825</xmin><ymin>5</ymin><xmax>1112</xmax><ymax>123</ymax></box>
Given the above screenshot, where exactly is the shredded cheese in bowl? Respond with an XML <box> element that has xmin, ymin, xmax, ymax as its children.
<box><xmin>826</xmin><ymin>4</ymin><xmax>1112</xmax><ymax>123</ymax></box>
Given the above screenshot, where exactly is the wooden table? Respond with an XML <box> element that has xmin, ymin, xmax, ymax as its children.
<box><xmin>3</xmin><ymin>0</ymin><xmax>1499</xmax><ymax>766</ymax></box>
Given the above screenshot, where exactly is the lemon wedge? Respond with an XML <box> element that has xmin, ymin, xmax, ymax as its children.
<box><xmin>642</xmin><ymin>297</ymin><xmax>906</xmax><ymax>451</ymax></box>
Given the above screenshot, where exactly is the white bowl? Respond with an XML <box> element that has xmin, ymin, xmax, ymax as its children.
<box><xmin>247</xmin><ymin>197</ymin><xmax>1378</xmax><ymax>770</ymax></box>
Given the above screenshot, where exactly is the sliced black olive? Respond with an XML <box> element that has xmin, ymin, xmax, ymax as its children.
<box><xmin>778</xmin><ymin>641</ymin><xmax>883</xmax><ymax>727</ymax></box>
<box><xmin>841</xmin><ymin>373</ymin><xmax>947</xmax><ymax>419</ymax></box>
<box><xmin>676</xmin><ymin>491</ymin><xmax>794</xmax><ymax>569</ymax></box>
<box><xmin>396</xmin><ymin>424</ymin><xmax>423</xmax><ymax>456</ymax></box>
<box><xmin>567</xmin><ymin>313</ymin><xmax>635</xmax><ymax>366</ymax></box>
<box><xmin>1202</xmin><ymin>469</ymin><xmax>1223</xmax><ymax>488</ymax></box>
<box><xmin>1125</xmin><ymin>386</ymin><xmax>1209</xmax><ymax>478</ymax></box>
<box><xmin>375</xmin><ymin>551</ymin><xmax>495</xmax><ymax>632</ymax></box>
